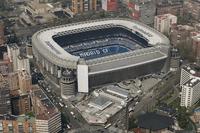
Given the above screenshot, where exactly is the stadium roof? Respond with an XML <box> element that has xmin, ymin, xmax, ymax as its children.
<box><xmin>88</xmin><ymin>48</ymin><xmax>167</xmax><ymax>75</ymax></box>
<box><xmin>32</xmin><ymin>18</ymin><xmax>170</xmax><ymax>68</ymax></box>
<box><xmin>137</xmin><ymin>112</ymin><xmax>174</xmax><ymax>131</ymax></box>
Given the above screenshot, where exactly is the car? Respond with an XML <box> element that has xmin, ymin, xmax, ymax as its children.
<box><xmin>70</xmin><ymin>111</ymin><xmax>75</xmax><ymax>116</ymax></box>
<box><xmin>59</xmin><ymin>98</ymin><xmax>63</xmax><ymax>102</ymax></box>
<box><xmin>67</xmin><ymin>124</ymin><xmax>71</xmax><ymax>129</ymax></box>
<box><xmin>59</xmin><ymin>102</ymin><xmax>64</xmax><ymax>107</ymax></box>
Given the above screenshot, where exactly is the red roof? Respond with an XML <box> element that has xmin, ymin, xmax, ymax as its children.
<box><xmin>133</xmin><ymin>128</ymin><xmax>143</xmax><ymax>133</ymax></box>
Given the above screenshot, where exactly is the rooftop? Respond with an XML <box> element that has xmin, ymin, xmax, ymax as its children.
<box><xmin>157</xmin><ymin>0</ymin><xmax>183</xmax><ymax>6</ymax></box>
<box><xmin>76</xmin><ymin>88</ymin><xmax>131</xmax><ymax>125</ymax></box>
<box><xmin>156</xmin><ymin>13</ymin><xmax>177</xmax><ymax>19</ymax></box>
<box><xmin>18</xmin><ymin>70</ymin><xmax>31</xmax><ymax>79</ymax></box>
<box><xmin>106</xmin><ymin>85</ymin><xmax>129</xmax><ymax>99</ymax></box>
<box><xmin>27</xmin><ymin>1</ymin><xmax>53</xmax><ymax>10</ymax></box>
<box><xmin>137</xmin><ymin>112</ymin><xmax>174</xmax><ymax>131</ymax></box>
<box><xmin>18</xmin><ymin>55</ymin><xmax>28</xmax><ymax>60</ymax></box>
<box><xmin>182</xmin><ymin>63</ymin><xmax>200</xmax><ymax>77</ymax></box>
<box><xmin>0</xmin><ymin>114</ymin><xmax>35</xmax><ymax>123</ymax></box>
<box><xmin>172</xmin><ymin>24</ymin><xmax>194</xmax><ymax>31</ymax></box>
<box><xmin>191</xmin><ymin>32</ymin><xmax>200</xmax><ymax>41</ymax></box>
<box><xmin>183</xmin><ymin>78</ymin><xmax>200</xmax><ymax>87</ymax></box>
<box><xmin>7</xmin><ymin>43</ymin><xmax>19</xmax><ymax>50</ymax></box>
<box><xmin>88</xmin><ymin>96</ymin><xmax>112</xmax><ymax>111</ymax></box>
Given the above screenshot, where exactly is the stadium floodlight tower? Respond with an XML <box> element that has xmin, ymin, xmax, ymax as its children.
<box><xmin>32</xmin><ymin>18</ymin><xmax>171</xmax><ymax>93</ymax></box>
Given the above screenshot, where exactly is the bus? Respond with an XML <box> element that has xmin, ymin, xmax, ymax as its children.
<box><xmin>105</xmin><ymin>123</ymin><xmax>111</xmax><ymax>129</ymax></box>
<box><xmin>59</xmin><ymin>102</ymin><xmax>64</xmax><ymax>107</ymax></box>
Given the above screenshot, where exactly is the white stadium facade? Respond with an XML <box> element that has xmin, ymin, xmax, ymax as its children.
<box><xmin>32</xmin><ymin>18</ymin><xmax>170</xmax><ymax>95</ymax></box>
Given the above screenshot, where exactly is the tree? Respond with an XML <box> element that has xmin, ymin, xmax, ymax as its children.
<box><xmin>177</xmin><ymin>12</ymin><xmax>193</xmax><ymax>25</ymax></box>
<box><xmin>26</xmin><ymin>112</ymin><xmax>35</xmax><ymax>117</ymax></box>
<box><xmin>61</xmin><ymin>112</ymin><xmax>69</xmax><ymax>125</ymax></box>
<box><xmin>176</xmin><ymin>107</ymin><xmax>189</xmax><ymax>129</ymax></box>
<box><xmin>0</xmin><ymin>0</ymin><xmax>6</xmax><ymax>11</ymax></box>
<box><xmin>177</xmin><ymin>41</ymin><xmax>195</xmax><ymax>62</ymax></box>
<box><xmin>128</xmin><ymin>116</ymin><xmax>137</xmax><ymax>130</ymax></box>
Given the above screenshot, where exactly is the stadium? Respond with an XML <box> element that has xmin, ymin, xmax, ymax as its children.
<box><xmin>32</xmin><ymin>18</ymin><xmax>170</xmax><ymax>93</ymax></box>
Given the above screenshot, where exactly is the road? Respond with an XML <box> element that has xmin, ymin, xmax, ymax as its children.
<box><xmin>38</xmin><ymin>80</ymin><xmax>81</xmax><ymax>127</ymax></box>
<box><xmin>38</xmin><ymin>78</ymin><xmax>105</xmax><ymax>133</ymax></box>
<box><xmin>165</xmin><ymin>86</ymin><xmax>180</xmax><ymax>104</ymax></box>
<box><xmin>32</xmin><ymin>63</ymin><xmax>97</xmax><ymax>132</ymax></box>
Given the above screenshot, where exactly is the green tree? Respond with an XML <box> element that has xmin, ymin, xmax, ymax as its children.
<box><xmin>0</xmin><ymin>0</ymin><xmax>6</xmax><ymax>11</ymax></box>
<box><xmin>177</xmin><ymin>12</ymin><xmax>193</xmax><ymax>25</ymax></box>
<box><xmin>177</xmin><ymin>42</ymin><xmax>195</xmax><ymax>62</ymax></box>
<box><xmin>61</xmin><ymin>112</ymin><xmax>69</xmax><ymax>125</ymax></box>
<box><xmin>128</xmin><ymin>116</ymin><xmax>137</xmax><ymax>130</ymax></box>
<box><xmin>26</xmin><ymin>112</ymin><xmax>35</xmax><ymax>117</ymax></box>
<box><xmin>176</xmin><ymin>107</ymin><xmax>189</xmax><ymax>129</ymax></box>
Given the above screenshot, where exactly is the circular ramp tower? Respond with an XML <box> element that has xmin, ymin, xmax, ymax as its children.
<box><xmin>60</xmin><ymin>70</ymin><xmax>76</xmax><ymax>99</ymax></box>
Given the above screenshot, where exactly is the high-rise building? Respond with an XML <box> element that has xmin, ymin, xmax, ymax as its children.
<box><xmin>156</xmin><ymin>0</ymin><xmax>183</xmax><ymax>16</ymax></box>
<box><xmin>8</xmin><ymin>72</ymin><xmax>19</xmax><ymax>92</ymax></box>
<box><xmin>0</xmin><ymin>22</ymin><xmax>5</xmax><ymax>47</ymax></box>
<box><xmin>24</xmin><ymin>1</ymin><xmax>55</xmax><ymax>24</ymax></box>
<box><xmin>0</xmin><ymin>60</ymin><xmax>11</xmax><ymax>76</ymax></box>
<box><xmin>7</xmin><ymin>44</ymin><xmax>20</xmax><ymax>72</ymax></box>
<box><xmin>184</xmin><ymin>0</ymin><xmax>200</xmax><ymax>22</ymax></box>
<box><xmin>18</xmin><ymin>70</ymin><xmax>32</xmax><ymax>94</ymax></box>
<box><xmin>180</xmin><ymin>64</ymin><xmax>200</xmax><ymax>86</ymax></box>
<box><xmin>60</xmin><ymin>70</ymin><xmax>76</xmax><ymax>99</ymax></box>
<box><xmin>11</xmin><ymin>93</ymin><xmax>31</xmax><ymax>115</ymax></box>
<box><xmin>180</xmin><ymin>64</ymin><xmax>200</xmax><ymax>107</ymax></box>
<box><xmin>0</xmin><ymin>114</ymin><xmax>36</xmax><ymax>133</ymax></box>
<box><xmin>180</xmin><ymin>78</ymin><xmax>200</xmax><ymax>107</ymax></box>
<box><xmin>31</xmin><ymin>85</ymin><xmax>61</xmax><ymax>133</ymax></box>
<box><xmin>0</xmin><ymin>74</ymin><xmax>11</xmax><ymax>114</ymax></box>
<box><xmin>154</xmin><ymin>14</ymin><xmax>177</xmax><ymax>35</ymax></box>
<box><xmin>195</xmin><ymin>23</ymin><xmax>200</xmax><ymax>31</ymax></box>
<box><xmin>17</xmin><ymin>55</ymin><xmax>30</xmax><ymax>74</ymax></box>
<box><xmin>72</xmin><ymin>0</ymin><xmax>97</xmax><ymax>14</ymax></box>
<box><xmin>170</xmin><ymin>48</ymin><xmax>180</xmax><ymax>71</ymax></box>
<box><xmin>125</xmin><ymin>1</ymin><xmax>154</xmax><ymax>25</ymax></box>
<box><xmin>191</xmin><ymin>32</ymin><xmax>200</xmax><ymax>60</ymax></box>
<box><xmin>170</xmin><ymin>24</ymin><xmax>194</xmax><ymax>47</ymax></box>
